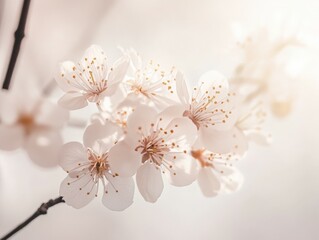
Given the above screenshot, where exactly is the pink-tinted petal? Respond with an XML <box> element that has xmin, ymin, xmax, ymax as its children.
<box><xmin>58</xmin><ymin>91</ymin><xmax>88</xmax><ymax>110</ymax></box>
<box><xmin>198</xmin><ymin>127</ymin><xmax>248</xmax><ymax>155</ymax></box>
<box><xmin>25</xmin><ymin>129</ymin><xmax>63</xmax><ymax>168</ymax></box>
<box><xmin>166</xmin><ymin>154</ymin><xmax>198</xmax><ymax>187</ymax></box>
<box><xmin>197</xmin><ymin>167</ymin><xmax>221</xmax><ymax>197</ymax></box>
<box><xmin>136</xmin><ymin>162</ymin><xmax>163</xmax><ymax>203</ymax></box>
<box><xmin>83</xmin><ymin>121</ymin><xmax>123</xmax><ymax>150</ymax></box>
<box><xmin>60</xmin><ymin>172</ymin><xmax>97</xmax><ymax>209</ymax></box>
<box><xmin>108</xmin><ymin>141</ymin><xmax>141</xmax><ymax>177</ymax></box>
<box><xmin>0</xmin><ymin>125</ymin><xmax>24</xmax><ymax>151</ymax></box>
<box><xmin>231</xmin><ymin>128</ymin><xmax>249</xmax><ymax>156</ymax></box>
<box><xmin>156</xmin><ymin>104</ymin><xmax>186</xmax><ymax>129</ymax></box>
<box><xmin>102</xmin><ymin>175</ymin><xmax>135</xmax><ymax>211</ymax></box>
<box><xmin>219</xmin><ymin>167</ymin><xmax>244</xmax><ymax>193</ymax></box>
<box><xmin>107</xmin><ymin>56</ymin><xmax>129</xmax><ymax>86</ymax></box>
<box><xmin>125</xmin><ymin>48</ymin><xmax>143</xmax><ymax>70</ymax></box>
<box><xmin>126</xmin><ymin>105</ymin><xmax>157</xmax><ymax>142</ymax></box>
<box><xmin>59</xmin><ymin>142</ymin><xmax>87</xmax><ymax>172</ymax></box>
<box><xmin>55</xmin><ymin>61</ymin><xmax>79</xmax><ymax>92</ymax></box>
<box><xmin>164</xmin><ymin>117</ymin><xmax>197</xmax><ymax>145</ymax></box>
<box><xmin>175</xmin><ymin>71</ymin><xmax>190</xmax><ymax>105</ymax></box>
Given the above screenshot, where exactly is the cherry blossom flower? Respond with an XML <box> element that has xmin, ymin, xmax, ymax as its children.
<box><xmin>191</xmin><ymin>148</ymin><xmax>243</xmax><ymax>197</ymax></box>
<box><xmin>120</xmin><ymin>48</ymin><xmax>178</xmax><ymax>110</ymax></box>
<box><xmin>108</xmin><ymin>105</ymin><xmax>198</xmax><ymax>203</ymax></box>
<box><xmin>0</xmin><ymin>83</ymin><xmax>69</xmax><ymax>167</ymax></box>
<box><xmin>59</xmin><ymin>120</ymin><xmax>135</xmax><ymax>210</ymax></box>
<box><xmin>56</xmin><ymin>45</ymin><xmax>129</xmax><ymax>110</ymax></box>
<box><xmin>161</xmin><ymin>70</ymin><xmax>245</xmax><ymax>154</ymax></box>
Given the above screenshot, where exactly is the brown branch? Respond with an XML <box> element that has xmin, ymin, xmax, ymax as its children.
<box><xmin>2</xmin><ymin>0</ymin><xmax>31</xmax><ymax>90</ymax></box>
<box><xmin>0</xmin><ymin>196</ymin><xmax>65</xmax><ymax>240</ymax></box>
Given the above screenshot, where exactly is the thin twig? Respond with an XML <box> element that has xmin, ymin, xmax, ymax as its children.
<box><xmin>0</xmin><ymin>196</ymin><xmax>65</xmax><ymax>240</ymax></box>
<box><xmin>2</xmin><ymin>0</ymin><xmax>31</xmax><ymax>90</ymax></box>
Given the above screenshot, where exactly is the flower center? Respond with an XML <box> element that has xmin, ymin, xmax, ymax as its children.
<box><xmin>18</xmin><ymin>115</ymin><xmax>35</xmax><ymax>135</ymax></box>
<box><xmin>183</xmin><ymin>101</ymin><xmax>214</xmax><ymax>130</ymax></box>
<box><xmin>191</xmin><ymin>149</ymin><xmax>213</xmax><ymax>168</ymax></box>
<box><xmin>183</xmin><ymin>96</ymin><xmax>230</xmax><ymax>130</ymax></box>
<box><xmin>130</xmin><ymin>83</ymin><xmax>150</xmax><ymax>98</ymax></box>
<box><xmin>87</xmin><ymin>149</ymin><xmax>109</xmax><ymax>177</ymax></box>
<box><xmin>135</xmin><ymin>131</ymin><xmax>170</xmax><ymax>166</ymax></box>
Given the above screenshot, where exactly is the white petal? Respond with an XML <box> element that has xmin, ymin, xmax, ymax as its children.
<box><xmin>55</xmin><ymin>61</ymin><xmax>79</xmax><ymax>92</ymax></box>
<box><xmin>0</xmin><ymin>125</ymin><xmax>24</xmax><ymax>150</ymax></box>
<box><xmin>136</xmin><ymin>162</ymin><xmax>163</xmax><ymax>203</ymax></box>
<box><xmin>246</xmin><ymin>129</ymin><xmax>272</xmax><ymax>146</ymax></box>
<box><xmin>219</xmin><ymin>167</ymin><xmax>244</xmax><ymax>193</ymax></box>
<box><xmin>59</xmin><ymin>142</ymin><xmax>87</xmax><ymax>172</ymax></box>
<box><xmin>58</xmin><ymin>91</ymin><xmax>88</xmax><ymax>110</ymax></box>
<box><xmin>166</xmin><ymin>154</ymin><xmax>198</xmax><ymax>187</ymax></box>
<box><xmin>108</xmin><ymin>141</ymin><xmax>141</xmax><ymax>177</ymax></box>
<box><xmin>102</xmin><ymin>175</ymin><xmax>135</xmax><ymax>211</ymax></box>
<box><xmin>83</xmin><ymin>121</ymin><xmax>123</xmax><ymax>150</ymax></box>
<box><xmin>175</xmin><ymin>71</ymin><xmax>190</xmax><ymax>105</ymax></box>
<box><xmin>115</xmin><ymin>92</ymin><xmax>141</xmax><ymax>109</ymax></box>
<box><xmin>157</xmin><ymin>104</ymin><xmax>186</xmax><ymax>129</ymax></box>
<box><xmin>164</xmin><ymin>117</ymin><xmax>197</xmax><ymax>145</ymax></box>
<box><xmin>124</xmin><ymin>48</ymin><xmax>143</xmax><ymax>70</ymax></box>
<box><xmin>198</xmin><ymin>127</ymin><xmax>248</xmax><ymax>155</ymax></box>
<box><xmin>126</xmin><ymin>105</ymin><xmax>157</xmax><ymax>142</ymax></box>
<box><xmin>60</xmin><ymin>172</ymin><xmax>97</xmax><ymax>209</ymax></box>
<box><xmin>231</xmin><ymin>128</ymin><xmax>249</xmax><ymax>156</ymax></box>
<box><xmin>108</xmin><ymin>56</ymin><xmax>129</xmax><ymax>86</ymax></box>
<box><xmin>102</xmin><ymin>58</ymin><xmax>129</xmax><ymax>97</ymax></box>
<box><xmin>35</xmin><ymin>100</ymin><xmax>69</xmax><ymax>128</ymax></box>
<box><xmin>25</xmin><ymin>129</ymin><xmax>63</xmax><ymax>168</ymax></box>
<box><xmin>197</xmin><ymin>167</ymin><xmax>221</xmax><ymax>197</ymax></box>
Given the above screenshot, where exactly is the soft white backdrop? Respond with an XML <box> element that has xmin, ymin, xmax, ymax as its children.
<box><xmin>1</xmin><ymin>0</ymin><xmax>319</xmax><ymax>239</ymax></box>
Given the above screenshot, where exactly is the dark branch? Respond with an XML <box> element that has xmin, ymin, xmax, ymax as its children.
<box><xmin>0</xmin><ymin>196</ymin><xmax>65</xmax><ymax>240</ymax></box>
<box><xmin>2</xmin><ymin>0</ymin><xmax>31</xmax><ymax>90</ymax></box>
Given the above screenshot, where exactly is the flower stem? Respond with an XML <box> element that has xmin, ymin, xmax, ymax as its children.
<box><xmin>0</xmin><ymin>196</ymin><xmax>65</xmax><ymax>240</ymax></box>
<box><xmin>2</xmin><ymin>0</ymin><xmax>31</xmax><ymax>90</ymax></box>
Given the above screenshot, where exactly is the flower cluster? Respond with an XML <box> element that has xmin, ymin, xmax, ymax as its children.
<box><xmin>55</xmin><ymin>45</ymin><xmax>270</xmax><ymax>211</ymax></box>
<box><xmin>231</xmin><ymin>27</ymin><xmax>302</xmax><ymax>118</ymax></box>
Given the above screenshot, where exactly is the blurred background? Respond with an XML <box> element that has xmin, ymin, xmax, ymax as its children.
<box><xmin>1</xmin><ymin>0</ymin><xmax>319</xmax><ymax>239</ymax></box>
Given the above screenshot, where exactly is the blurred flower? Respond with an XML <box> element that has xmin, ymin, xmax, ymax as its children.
<box><xmin>191</xmin><ymin>148</ymin><xmax>243</xmax><ymax>197</ymax></box>
<box><xmin>120</xmin><ymin>48</ymin><xmax>178</xmax><ymax>110</ymax></box>
<box><xmin>56</xmin><ymin>45</ymin><xmax>129</xmax><ymax>110</ymax></box>
<box><xmin>232</xmin><ymin>27</ymin><xmax>302</xmax><ymax>117</ymax></box>
<box><xmin>108</xmin><ymin>105</ymin><xmax>198</xmax><ymax>203</ymax></box>
<box><xmin>0</xmin><ymin>83</ymin><xmax>69</xmax><ymax>167</ymax></box>
<box><xmin>59</xmin><ymin>121</ymin><xmax>135</xmax><ymax>211</ymax></box>
<box><xmin>236</xmin><ymin>101</ymin><xmax>272</xmax><ymax>146</ymax></box>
